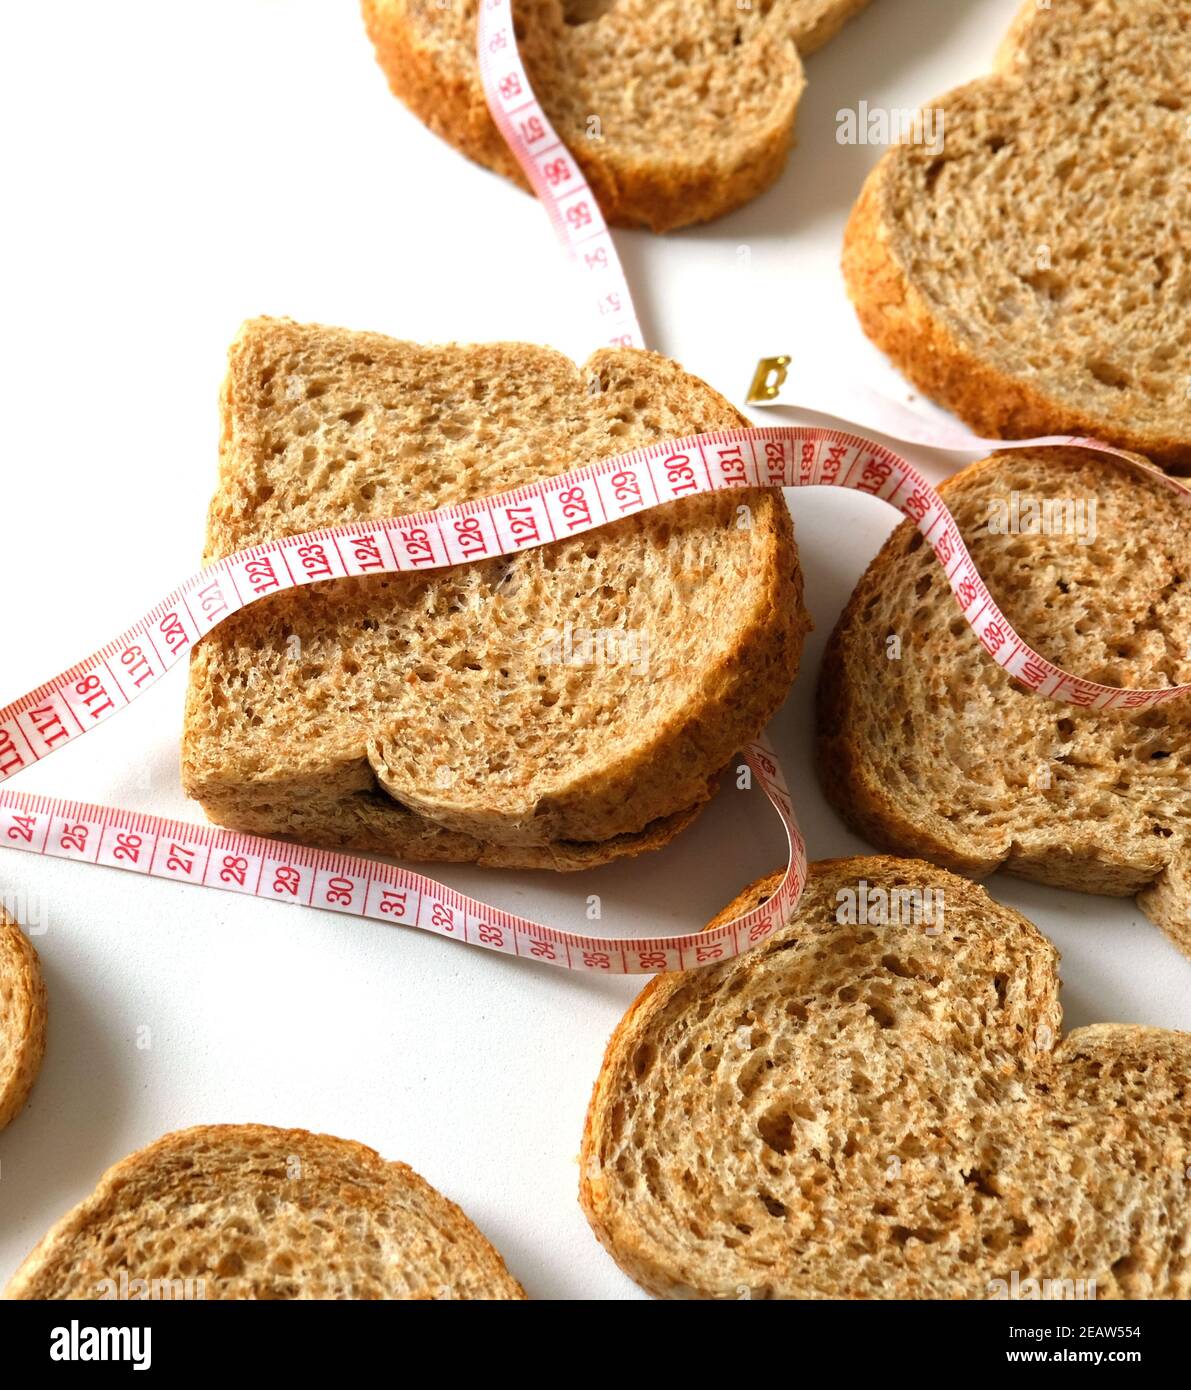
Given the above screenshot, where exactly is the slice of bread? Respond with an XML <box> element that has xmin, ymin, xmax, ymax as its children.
<box><xmin>182</xmin><ymin>319</ymin><xmax>808</xmax><ymax>869</ymax></box>
<box><xmin>580</xmin><ymin>856</ymin><xmax>1191</xmax><ymax>1299</ymax></box>
<box><xmin>0</xmin><ymin>906</ymin><xmax>46</xmax><ymax>1131</ymax></box>
<box><xmin>816</xmin><ymin>449</ymin><xmax>1191</xmax><ymax>954</ymax></box>
<box><xmin>5</xmin><ymin>1124</ymin><xmax>525</xmax><ymax>1299</ymax></box>
<box><xmin>363</xmin><ymin>1</ymin><xmax>868</xmax><ymax>232</ymax></box>
<box><xmin>843</xmin><ymin>0</ymin><xmax>1191</xmax><ymax>469</ymax></box>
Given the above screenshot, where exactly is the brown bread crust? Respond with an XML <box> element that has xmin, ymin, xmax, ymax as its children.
<box><xmin>843</xmin><ymin>0</ymin><xmax>1191</xmax><ymax>470</ymax></box>
<box><xmin>0</xmin><ymin>908</ymin><xmax>47</xmax><ymax>1132</ymax></box>
<box><xmin>361</xmin><ymin>0</ymin><xmax>816</xmax><ymax>232</ymax></box>
<box><xmin>581</xmin><ymin>857</ymin><xmax>1191</xmax><ymax>1298</ymax></box>
<box><xmin>6</xmin><ymin>1124</ymin><xmax>526</xmax><ymax>1300</ymax></box>
<box><xmin>815</xmin><ymin>449</ymin><xmax>1191</xmax><ymax>955</ymax></box>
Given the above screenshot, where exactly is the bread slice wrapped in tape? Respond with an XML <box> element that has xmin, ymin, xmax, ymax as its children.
<box><xmin>182</xmin><ymin>319</ymin><xmax>808</xmax><ymax>870</ymax></box>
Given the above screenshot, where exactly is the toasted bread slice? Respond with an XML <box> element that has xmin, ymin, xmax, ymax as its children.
<box><xmin>816</xmin><ymin>449</ymin><xmax>1191</xmax><ymax>953</ymax></box>
<box><xmin>0</xmin><ymin>907</ymin><xmax>46</xmax><ymax>1131</ymax></box>
<box><xmin>5</xmin><ymin>1124</ymin><xmax>525</xmax><ymax>1299</ymax></box>
<box><xmin>581</xmin><ymin>856</ymin><xmax>1191</xmax><ymax>1299</ymax></box>
<box><xmin>182</xmin><ymin>320</ymin><xmax>808</xmax><ymax>868</ymax></box>
<box><xmin>362</xmin><ymin>1</ymin><xmax>868</xmax><ymax>231</ymax></box>
<box><xmin>843</xmin><ymin>0</ymin><xmax>1191</xmax><ymax>469</ymax></box>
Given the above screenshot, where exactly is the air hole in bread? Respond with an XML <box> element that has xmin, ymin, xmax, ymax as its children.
<box><xmin>1087</xmin><ymin>358</ymin><xmax>1131</xmax><ymax>391</ymax></box>
<box><xmin>562</xmin><ymin>0</ymin><xmax>616</xmax><ymax>24</ymax></box>
<box><xmin>866</xmin><ymin>998</ymin><xmax>896</xmax><ymax>1029</ymax></box>
<box><xmin>923</xmin><ymin>157</ymin><xmax>946</xmax><ymax>194</ymax></box>
<box><xmin>757</xmin><ymin>1105</ymin><xmax>795</xmax><ymax>1156</ymax></box>
<box><xmin>759</xmin><ymin>1192</ymin><xmax>787</xmax><ymax>1219</ymax></box>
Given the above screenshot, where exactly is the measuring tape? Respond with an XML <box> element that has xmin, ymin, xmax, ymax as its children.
<box><xmin>476</xmin><ymin>0</ymin><xmax>644</xmax><ymax>349</ymax></box>
<box><xmin>2</xmin><ymin>425</ymin><xmax>1186</xmax><ymax>972</ymax></box>
<box><xmin>1</xmin><ymin>12</ymin><xmax>1187</xmax><ymax>974</ymax></box>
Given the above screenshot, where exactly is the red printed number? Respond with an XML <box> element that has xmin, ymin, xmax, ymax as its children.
<box><xmin>453</xmin><ymin>516</ymin><xmax>488</xmax><ymax>558</ymax></box>
<box><xmin>75</xmin><ymin>673</ymin><xmax>115</xmax><ymax>719</ymax></box>
<box><xmin>158</xmin><ymin>612</ymin><xmax>189</xmax><ymax>655</ymax></box>
<box><xmin>636</xmin><ymin>951</ymin><xmax>668</xmax><ymax>972</ymax></box>
<box><xmin>557</xmin><ymin>486</ymin><xmax>592</xmax><ymax>531</ymax></box>
<box><xmin>166</xmin><ymin>843</ymin><xmax>196</xmax><ymax>875</ymax></box>
<box><xmin>119</xmin><ymin>645</ymin><xmax>155</xmax><ymax>690</ymax></box>
<box><xmin>273</xmin><ymin>866</ymin><xmax>302</xmax><ymax>896</ymax></box>
<box><xmin>7</xmin><ymin>814</ymin><xmax>37</xmax><ymax>843</ymax></box>
<box><xmin>196</xmin><ymin>579</ymin><xmax>229</xmax><ymax>621</ymax></box>
<box><xmin>245</xmin><ymin>558</ymin><xmax>279</xmax><ymax>595</ymax></box>
<box><xmin>112</xmin><ymin>832</ymin><xmax>142</xmax><ymax>864</ymax></box>
<box><xmin>220</xmin><ymin>854</ymin><xmax>248</xmax><ymax>886</ymax></box>
<box><xmin>503</xmin><ymin>506</ymin><xmax>540</xmax><ymax>545</ymax></box>
<box><xmin>59</xmin><ymin>823</ymin><xmax>89</xmax><ymax>853</ymax></box>
<box><xmin>663</xmin><ymin>454</ymin><xmax>698</xmax><ymax>495</ymax></box>
<box><xmin>400</xmin><ymin>528</ymin><xmax>435</xmax><ymax>567</ymax></box>
<box><xmin>0</xmin><ymin>728</ymin><xmax>25</xmax><ymax>775</ymax></box>
<box><xmin>431</xmin><ymin>903</ymin><xmax>456</xmax><ymax>933</ymax></box>
<box><xmin>324</xmin><ymin>876</ymin><xmax>354</xmax><ymax>906</ymax></box>
<box><xmin>351</xmin><ymin>535</ymin><xmax>384</xmax><ymax>572</ymax></box>
<box><xmin>29</xmin><ymin>703</ymin><xmax>70</xmax><ymax>747</ymax></box>
<box><xmin>297</xmin><ymin>543</ymin><xmax>333</xmax><ymax>580</ymax></box>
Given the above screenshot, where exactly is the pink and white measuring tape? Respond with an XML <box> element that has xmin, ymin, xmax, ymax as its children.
<box><xmin>476</xmin><ymin>0</ymin><xmax>644</xmax><ymax>348</ymax></box>
<box><xmin>1</xmin><ymin>11</ymin><xmax>1186</xmax><ymax>974</ymax></box>
<box><xmin>2</xmin><ymin>425</ymin><xmax>1187</xmax><ymax>972</ymax></box>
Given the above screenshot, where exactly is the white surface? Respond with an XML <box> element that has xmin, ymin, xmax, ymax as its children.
<box><xmin>1</xmin><ymin>0</ymin><xmax>1187</xmax><ymax>1301</ymax></box>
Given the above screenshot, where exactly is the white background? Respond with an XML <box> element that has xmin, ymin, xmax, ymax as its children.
<box><xmin>1</xmin><ymin>0</ymin><xmax>1187</xmax><ymax>1301</ymax></box>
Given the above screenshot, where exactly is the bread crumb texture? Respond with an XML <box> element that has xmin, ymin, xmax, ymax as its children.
<box><xmin>843</xmin><ymin>0</ymin><xmax>1191</xmax><ymax>468</ymax></box>
<box><xmin>817</xmin><ymin>448</ymin><xmax>1191</xmax><ymax>955</ymax></box>
<box><xmin>182</xmin><ymin>319</ymin><xmax>807</xmax><ymax>868</ymax></box>
<box><xmin>581</xmin><ymin>857</ymin><xmax>1191</xmax><ymax>1299</ymax></box>
<box><xmin>5</xmin><ymin>1124</ymin><xmax>526</xmax><ymax>1299</ymax></box>
<box><xmin>362</xmin><ymin>1</ymin><xmax>868</xmax><ymax>230</ymax></box>
<box><xmin>0</xmin><ymin>907</ymin><xmax>46</xmax><ymax>1131</ymax></box>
